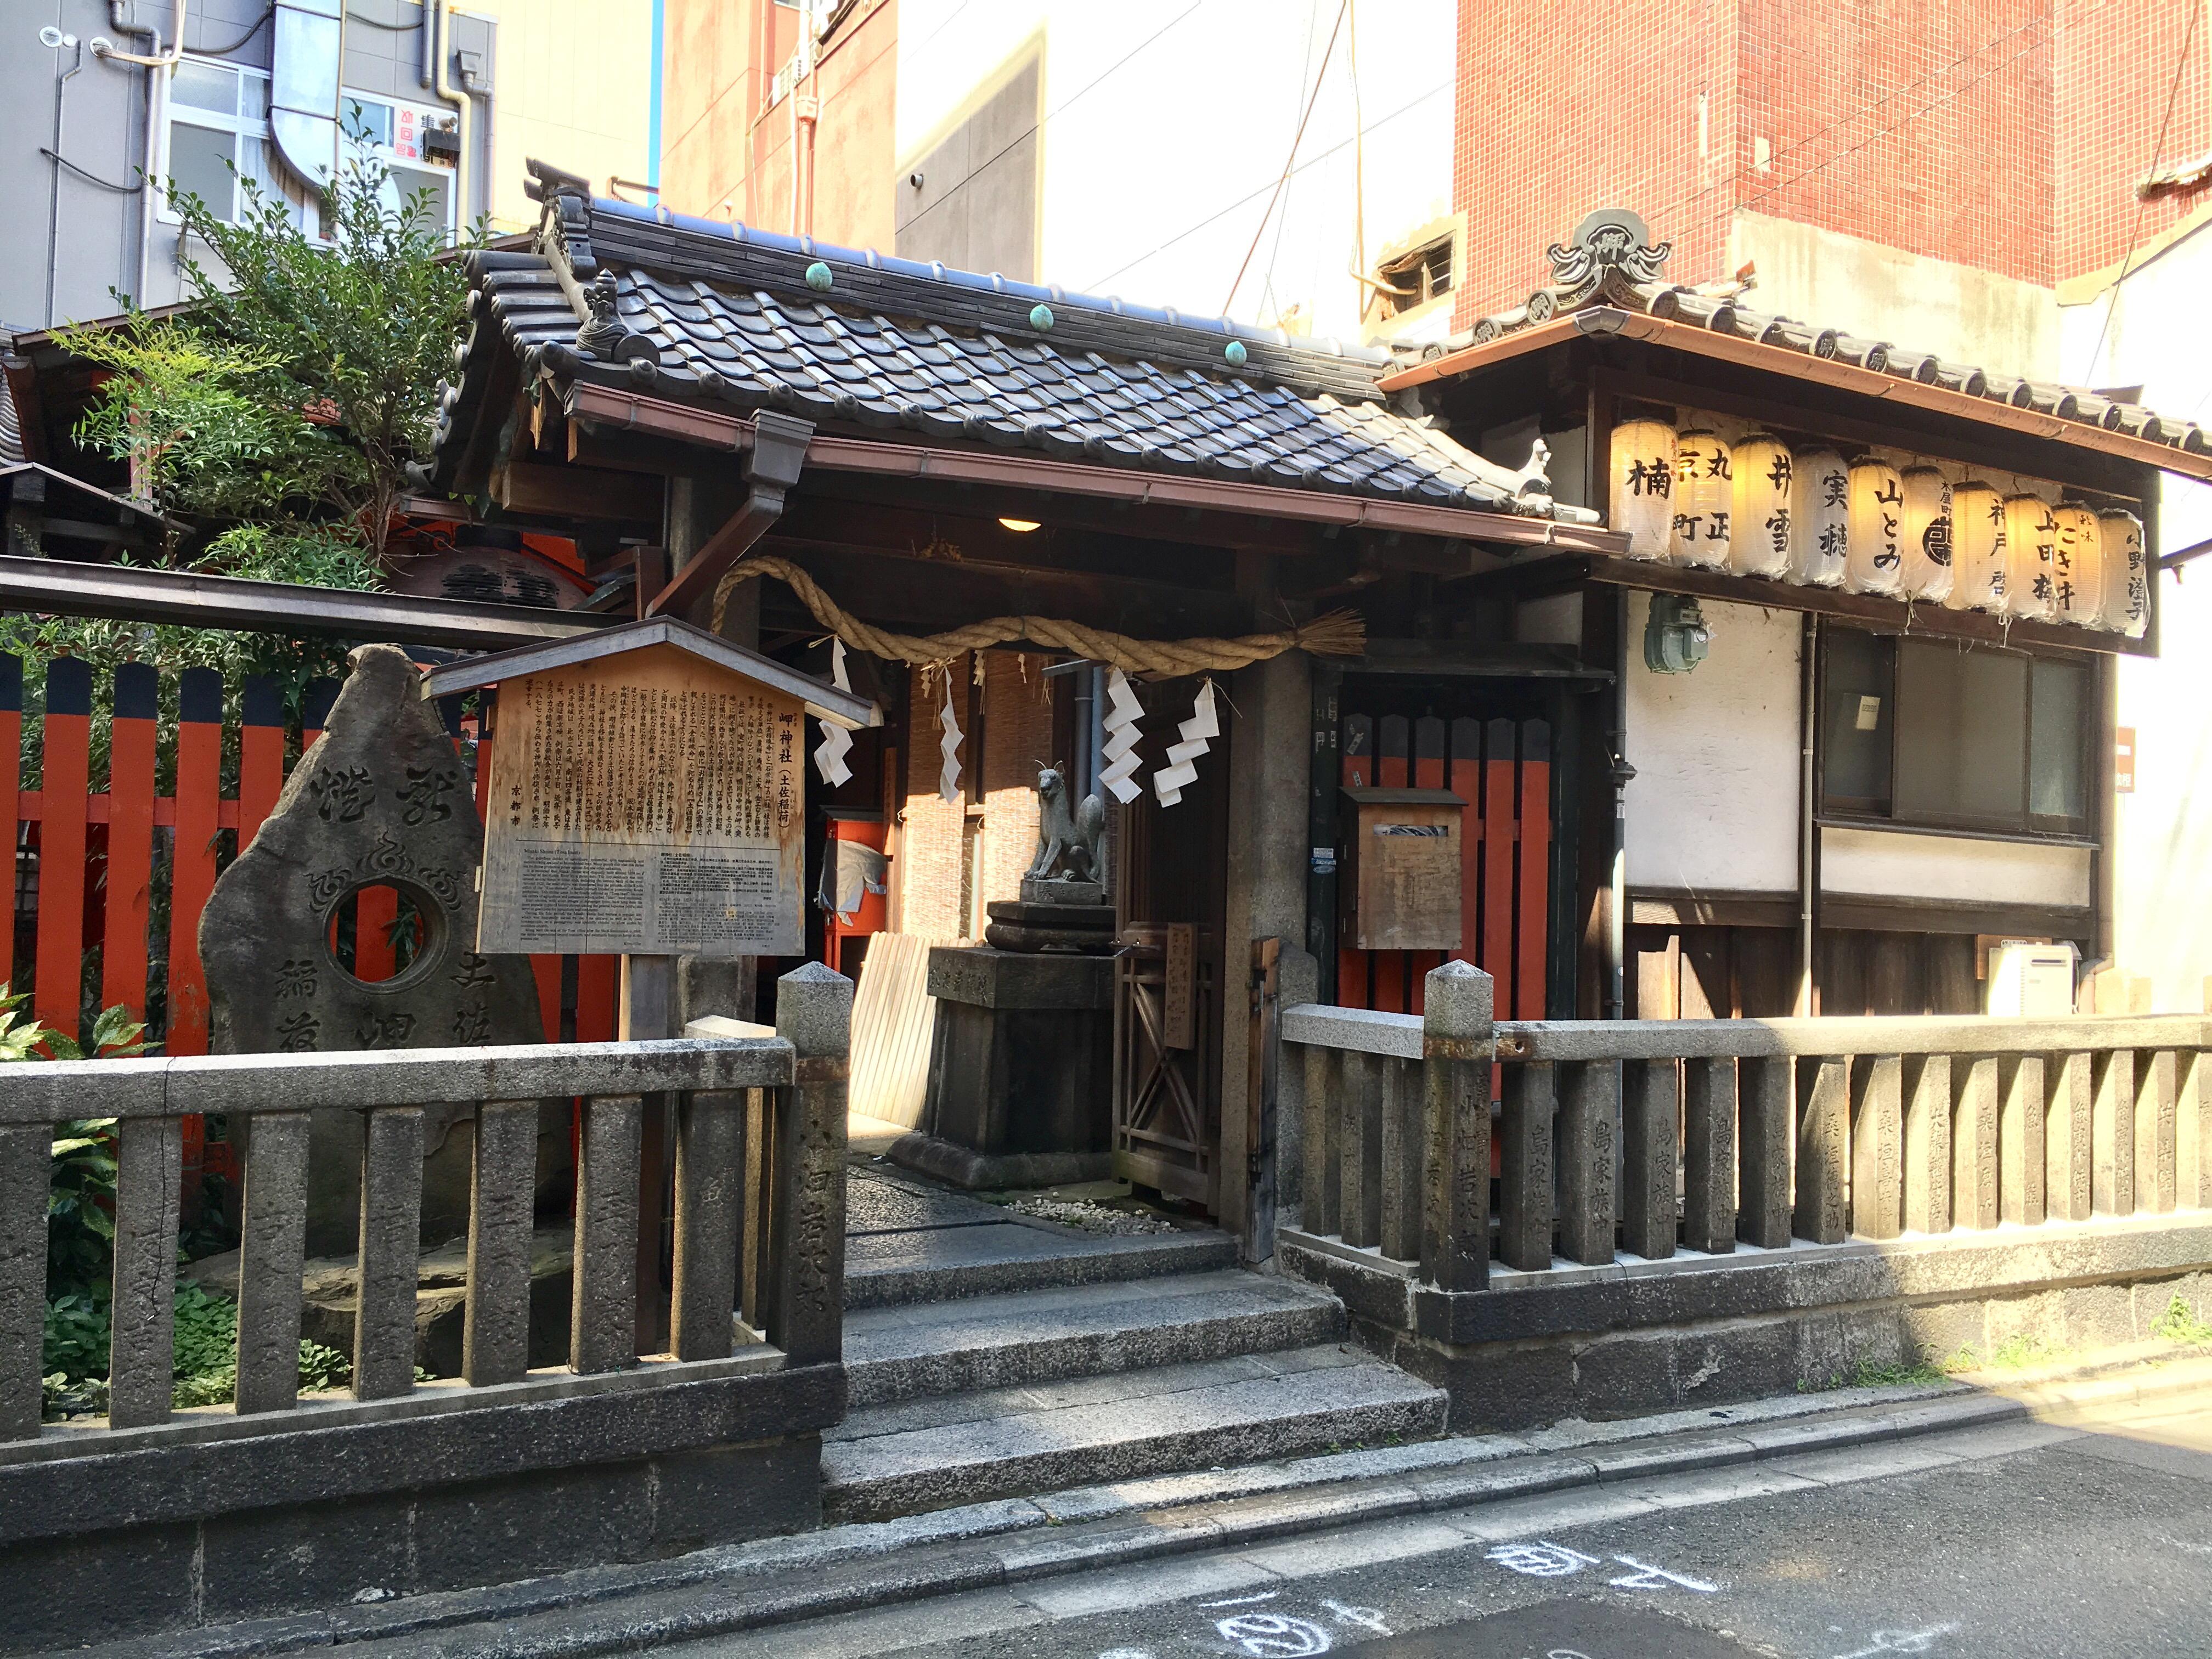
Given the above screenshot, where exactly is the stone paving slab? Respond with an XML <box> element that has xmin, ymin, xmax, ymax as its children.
<box><xmin>845</xmin><ymin>1170</ymin><xmax>1009</xmax><ymax>1237</ymax></box>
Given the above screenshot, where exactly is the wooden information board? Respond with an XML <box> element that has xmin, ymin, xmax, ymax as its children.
<box><xmin>1341</xmin><ymin>786</ymin><xmax>1465</xmax><ymax>952</ymax></box>
<box><xmin>477</xmin><ymin>645</ymin><xmax>805</xmax><ymax>957</ymax></box>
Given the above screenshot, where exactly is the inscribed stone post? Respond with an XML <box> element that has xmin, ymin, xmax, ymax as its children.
<box><xmin>201</xmin><ymin>645</ymin><xmax>550</xmax><ymax>1255</ymax></box>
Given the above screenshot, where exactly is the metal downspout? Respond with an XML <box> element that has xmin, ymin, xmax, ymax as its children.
<box><xmin>430</xmin><ymin>1</ymin><xmax>473</xmax><ymax>223</ymax></box>
<box><xmin>1604</xmin><ymin>588</ymin><xmax>1633</xmax><ymax>1020</ymax></box>
<box><xmin>1797</xmin><ymin>613</ymin><xmax>1818</xmax><ymax>1015</ymax></box>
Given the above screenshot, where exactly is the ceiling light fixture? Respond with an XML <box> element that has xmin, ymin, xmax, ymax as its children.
<box><xmin>998</xmin><ymin>518</ymin><xmax>1041</xmax><ymax>533</ymax></box>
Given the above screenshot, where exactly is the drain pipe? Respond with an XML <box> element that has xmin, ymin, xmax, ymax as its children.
<box><xmin>1604</xmin><ymin>588</ymin><xmax>1634</xmax><ymax>1020</ymax></box>
<box><xmin>429</xmin><ymin>0</ymin><xmax>473</xmax><ymax>223</ymax></box>
<box><xmin>95</xmin><ymin>3</ymin><xmax>187</xmax><ymax>308</ymax></box>
<box><xmin>1795</xmin><ymin>613</ymin><xmax>1818</xmax><ymax>1016</ymax></box>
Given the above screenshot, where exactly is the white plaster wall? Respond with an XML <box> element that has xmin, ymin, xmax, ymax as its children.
<box><xmin>1727</xmin><ymin>213</ymin><xmax>2061</xmax><ymax>379</ymax></box>
<box><xmin>1623</xmin><ymin>593</ymin><xmax>1802</xmax><ymax>894</ymax></box>
<box><xmin>2059</xmin><ymin>221</ymin><xmax>2212</xmax><ymax>1013</ymax></box>
<box><xmin>896</xmin><ymin>0</ymin><xmax>1454</xmax><ymax>341</ymax></box>
<box><xmin>1820</xmin><ymin>827</ymin><xmax>2091</xmax><ymax>909</ymax></box>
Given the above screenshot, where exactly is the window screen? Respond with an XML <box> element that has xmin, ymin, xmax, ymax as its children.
<box><xmin>168</xmin><ymin>122</ymin><xmax>238</xmax><ymax>219</ymax></box>
<box><xmin>2029</xmin><ymin>657</ymin><xmax>2089</xmax><ymax>824</ymax></box>
<box><xmin>1894</xmin><ymin>642</ymin><xmax>2028</xmax><ymax>827</ymax></box>
<box><xmin>1821</xmin><ymin>628</ymin><xmax>1892</xmax><ymax>810</ymax></box>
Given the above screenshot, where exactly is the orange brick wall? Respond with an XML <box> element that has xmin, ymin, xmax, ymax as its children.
<box><xmin>891</xmin><ymin>652</ymin><xmax>1053</xmax><ymax>940</ymax></box>
<box><xmin>2053</xmin><ymin>0</ymin><xmax>2212</xmax><ymax>282</ymax></box>
<box><xmin>1451</xmin><ymin>0</ymin><xmax>2212</xmax><ymax>319</ymax></box>
<box><xmin>661</xmin><ymin>0</ymin><xmax>898</xmax><ymax>250</ymax></box>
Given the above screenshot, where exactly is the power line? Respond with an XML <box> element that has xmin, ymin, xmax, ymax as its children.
<box><xmin>2084</xmin><ymin>2</ymin><xmax>2201</xmax><ymax>386</ymax></box>
<box><xmin>1223</xmin><ymin>0</ymin><xmax>1346</xmax><ymax>315</ymax></box>
<box><xmin>1085</xmin><ymin>76</ymin><xmax>1449</xmax><ymax>293</ymax></box>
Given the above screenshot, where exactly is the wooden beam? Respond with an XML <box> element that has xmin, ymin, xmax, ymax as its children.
<box><xmin>1470</xmin><ymin>554</ymin><xmax>2153</xmax><ymax>658</ymax></box>
<box><xmin>492</xmin><ymin>460</ymin><xmax>663</xmax><ymax>523</ymax></box>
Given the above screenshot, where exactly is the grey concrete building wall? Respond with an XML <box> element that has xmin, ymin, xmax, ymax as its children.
<box><xmin>893</xmin><ymin>52</ymin><xmax>1039</xmax><ymax>282</ymax></box>
<box><xmin>6</xmin><ymin>0</ymin><xmax>492</xmax><ymax>333</ymax></box>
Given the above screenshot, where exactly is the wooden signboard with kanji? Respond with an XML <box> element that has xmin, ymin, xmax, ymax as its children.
<box><xmin>1341</xmin><ymin>786</ymin><xmax>1465</xmax><ymax>952</ymax></box>
<box><xmin>424</xmin><ymin>617</ymin><xmax>878</xmax><ymax>960</ymax></box>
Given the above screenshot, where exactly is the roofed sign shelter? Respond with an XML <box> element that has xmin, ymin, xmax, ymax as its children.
<box><xmin>425</xmin><ymin>617</ymin><xmax>879</xmax><ymax>961</ymax></box>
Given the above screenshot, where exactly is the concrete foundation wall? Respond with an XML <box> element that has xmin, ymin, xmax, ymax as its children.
<box><xmin>1283</xmin><ymin>1217</ymin><xmax>2212</xmax><ymax>1432</ymax></box>
<box><xmin>0</xmin><ymin>1362</ymin><xmax>841</xmax><ymax>1653</ymax></box>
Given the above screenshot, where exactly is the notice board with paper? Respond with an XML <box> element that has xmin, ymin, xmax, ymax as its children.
<box><xmin>477</xmin><ymin>644</ymin><xmax>805</xmax><ymax>956</ymax></box>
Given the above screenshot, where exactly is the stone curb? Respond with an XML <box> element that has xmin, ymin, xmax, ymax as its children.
<box><xmin>62</xmin><ymin>1358</ymin><xmax>2212</xmax><ymax>1659</ymax></box>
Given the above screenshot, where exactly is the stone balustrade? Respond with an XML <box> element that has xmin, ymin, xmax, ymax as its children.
<box><xmin>0</xmin><ymin>963</ymin><xmax>853</xmax><ymax>1446</ymax></box>
<box><xmin>1283</xmin><ymin>961</ymin><xmax>2212</xmax><ymax>1297</ymax></box>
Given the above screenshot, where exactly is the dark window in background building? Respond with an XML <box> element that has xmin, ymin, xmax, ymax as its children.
<box><xmin>1818</xmin><ymin>625</ymin><xmax>2091</xmax><ymax>839</ymax></box>
<box><xmin>1375</xmin><ymin>236</ymin><xmax>1453</xmax><ymax>319</ymax></box>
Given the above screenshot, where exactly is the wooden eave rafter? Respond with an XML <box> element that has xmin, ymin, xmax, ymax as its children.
<box><xmin>1379</xmin><ymin>309</ymin><xmax>2212</xmax><ymax>486</ymax></box>
<box><xmin>559</xmin><ymin>382</ymin><xmax>1631</xmax><ymax>556</ymax></box>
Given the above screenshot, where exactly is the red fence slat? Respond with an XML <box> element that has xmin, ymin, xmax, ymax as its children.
<box><xmin>1482</xmin><ymin>717</ymin><xmax>1517</xmax><ymax>1023</ymax></box>
<box><xmin>101</xmin><ymin>662</ymin><xmax>159</xmax><ymax>1020</ymax></box>
<box><xmin>35</xmin><ymin>658</ymin><xmax>93</xmax><ymax>1045</ymax></box>
<box><xmin>0</xmin><ymin>656</ymin><xmax>18</xmax><ymax>993</ymax></box>
<box><xmin>1516</xmin><ymin>720</ymin><xmax>1551</xmax><ymax>1019</ymax></box>
<box><xmin>236</xmin><ymin>676</ymin><xmax>286</xmax><ymax>849</ymax></box>
<box><xmin>166</xmin><ymin>668</ymin><xmax>225</xmax><ymax>1057</ymax></box>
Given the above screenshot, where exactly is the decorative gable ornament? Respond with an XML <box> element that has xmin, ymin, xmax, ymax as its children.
<box><xmin>1543</xmin><ymin>208</ymin><xmax>1673</xmax><ymax>310</ymax></box>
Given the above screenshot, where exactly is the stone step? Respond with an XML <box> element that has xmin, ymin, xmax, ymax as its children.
<box><xmin>822</xmin><ymin>1343</ymin><xmax>1449</xmax><ymax>1522</ymax></box>
<box><xmin>844</xmin><ymin>1269</ymin><xmax>1346</xmax><ymax>1405</ymax></box>
<box><xmin>843</xmin><ymin>1220</ymin><xmax>1237</xmax><ymax>1309</ymax></box>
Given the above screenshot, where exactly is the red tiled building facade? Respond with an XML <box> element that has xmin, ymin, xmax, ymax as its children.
<box><xmin>1453</xmin><ymin>0</ymin><xmax>2212</xmax><ymax>319</ymax></box>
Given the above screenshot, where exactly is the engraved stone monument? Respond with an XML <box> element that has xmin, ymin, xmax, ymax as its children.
<box><xmin>200</xmin><ymin>644</ymin><xmax>552</xmax><ymax>1255</ymax></box>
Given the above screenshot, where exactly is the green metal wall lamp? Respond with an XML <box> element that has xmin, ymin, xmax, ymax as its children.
<box><xmin>1643</xmin><ymin>594</ymin><xmax>1711</xmax><ymax>674</ymax></box>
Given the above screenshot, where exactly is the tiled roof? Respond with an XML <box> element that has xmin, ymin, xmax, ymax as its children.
<box><xmin>1407</xmin><ymin>207</ymin><xmax>2208</xmax><ymax>458</ymax></box>
<box><xmin>424</xmin><ymin>162</ymin><xmax>1585</xmax><ymax>519</ymax></box>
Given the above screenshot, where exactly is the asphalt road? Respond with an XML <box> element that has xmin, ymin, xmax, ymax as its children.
<box><xmin>676</xmin><ymin>1384</ymin><xmax>2212</xmax><ymax>1659</ymax></box>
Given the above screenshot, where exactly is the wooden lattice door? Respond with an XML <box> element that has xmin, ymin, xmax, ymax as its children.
<box><xmin>1110</xmin><ymin>684</ymin><xmax>1229</xmax><ymax>1209</ymax></box>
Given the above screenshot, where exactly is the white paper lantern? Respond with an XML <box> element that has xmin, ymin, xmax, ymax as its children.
<box><xmin>1844</xmin><ymin>458</ymin><xmax>1905</xmax><ymax>594</ymax></box>
<box><xmin>2050</xmin><ymin>504</ymin><xmax>2103</xmax><ymax>628</ymax></box>
<box><xmin>1729</xmin><ymin>432</ymin><xmax>1794</xmax><ymax>577</ymax></box>
<box><xmin>1945</xmin><ymin>482</ymin><xmax>2007</xmax><ymax>612</ymax></box>
<box><xmin>1898</xmin><ymin>467</ymin><xmax>1954</xmax><ymax>602</ymax></box>
<box><xmin>1608</xmin><ymin>420</ymin><xmax>1677</xmax><ymax>561</ymax></box>
<box><xmin>1670</xmin><ymin>429</ymin><xmax>1733</xmax><ymax>569</ymax></box>
<box><xmin>2002</xmin><ymin>493</ymin><xmax>2059</xmax><ymax>621</ymax></box>
<box><xmin>2098</xmin><ymin>509</ymin><xmax>2149</xmax><ymax>638</ymax></box>
<box><xmin>1788</xmin><ymin>448</ymin><xmax>1849</xmax><ymax>587</ymax></box>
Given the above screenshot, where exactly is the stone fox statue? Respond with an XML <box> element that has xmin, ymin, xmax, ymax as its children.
<box><xmin>1025</xmin><ymin>764</ymin><xmax>1107</xmax><ymax>885</ymax></box>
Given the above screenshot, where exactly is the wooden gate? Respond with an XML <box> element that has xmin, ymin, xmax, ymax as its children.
<box><xmin>1335</xmin><ymin>708</ymin><xmax>1553</xmax><ymax>1019</ymax></box>
<box><xmin>1110</xmin><ymin>684</ymin><xmax>1229</xmax><ymax>1209</ymax></box>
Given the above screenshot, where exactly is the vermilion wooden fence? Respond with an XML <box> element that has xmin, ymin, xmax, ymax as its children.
<box><xmin>1336</xmin><ymin>711</ymin><xmax>1551</xmax><ymax>1020</ymax></box>
<box><xmin>1</xmin><ymin>651</ymin><xmax>620</xmax><ymax>1063</ymax></box>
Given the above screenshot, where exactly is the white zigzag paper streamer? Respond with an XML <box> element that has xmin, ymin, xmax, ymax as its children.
<box><xmin>937</xmin><ymin>674</ymin><xmax>963</xmax><ymax>804</ymax></box>
<box><xmin>812</xmin><ymin>640</ymin><xmax>854</xmax><ymax>786</ymax></box>
<box><xmin>1152</xmin><ymin>679</ymin><xmax>1219</xmax><ymax>806</ymax></box>
<box><xmin>1098</xmin><ymin>668</ymin><xmax>1145</xmax><ymax>804</ymax></box>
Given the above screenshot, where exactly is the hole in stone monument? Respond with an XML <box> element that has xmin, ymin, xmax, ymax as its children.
<box><xmin>325</xmin><ymin>879</ymin><xmax>444</xmax><ymax>989</ymax></box>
